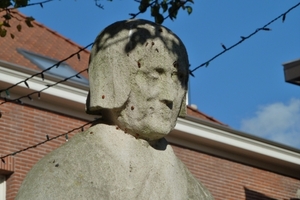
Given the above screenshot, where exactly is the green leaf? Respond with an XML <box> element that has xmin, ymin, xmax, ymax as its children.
<box><xmin>25</xmin><ymin>20</ymin><xmax>33</xmax><ymax>27</ymax></box>
<box><xmin>155</xmin><ymin>13</ymin><xmax>164</xmax><ymax>24</ymax></box>
<box><xmin>5</xmin><ymin>90</ymin><xmax>10</xmax><ymax>96</ymax></box>
<box><xmin>186</xmin><ymin>6</ymin><xmax>192</xmax><ymax>15</ymax></box>
<box><xmin>139</xmin><ymin>0</ymin><xmax>149</xmax><ymax>13</ymax></box>
<box><xmin>168</xmin><ymin>5</ymin><xmax>178</xmax><ymax>20</ymax></box>
<box><xmin>25</xmin><ymin>17</ymin><xmax>35</xmax><ymax>28</ymax></box>
<box><xmin>0</xmin><ymin>28</ymin><xmax>7</xmax><ymax>37</ymax></box>
<box><xmin>139</xmin><ymin>4</ymin><xmax>147</xmax><ymax>13</ymax></box>
<box><xmin>3</xmin><ymin>13</ymin><xmax>12</xmax><ymax>20</ymax></box>
<box><xmin>161</xmin><ymin>1</ymin><xmax>168</xmax><ymax>13</ymax></box>
<box><xmin>151</xmin><ymin>4</ymin><xmax>160</xmax><ymax>17</ymax></box>
<box><xmin>17</xmin><ymin>24</ymin><xmax>22</xmax><ymax>32</ymax></box>
<box><xmin>3</xmin><ymin>21</ymin><xmax>10</xmax><ymax>27</ymax></box>
<box><xmin>0</xmin><ymin>0</ymin><xmax>12</xmax><ymax>9</ymax></box>
<box><xmin>26</xmin><ymin>16</ymin><xmax>35</xmax><ymax>21</ymax></box>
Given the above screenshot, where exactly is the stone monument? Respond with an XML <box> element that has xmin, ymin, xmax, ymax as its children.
<box><xmin>16</xmin><ymin>19</ymin><xmax>214</xmax><ymax>200</ymax></box>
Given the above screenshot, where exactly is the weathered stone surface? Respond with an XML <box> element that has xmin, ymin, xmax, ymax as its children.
<box><xmin>87</xmin><ymin>19</ymin><xmax>188</xmax><ymax>114</ymax></box>
<box><xmin>16</xmin><ymin>19</ymin><xmax>214</xmax><ymax>199</ymax></box>
<box><xmin>16</xmin><ymin>124</ymin><xmax>213</xmax><ymax>200</ymax></box>
<box><xmin>86</xmin><ymin>19</ymin><xmax>188</xmax><ymax>141</ymax></box>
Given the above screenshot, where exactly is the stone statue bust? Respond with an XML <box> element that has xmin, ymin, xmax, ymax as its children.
<box><xmin>86</xmin><ymin>18</ymin><xmax>189</xmax><ymax>142</ymax></box>
<box><xmin>16</xmin><ymin>19</ymin><xmax>214</xmax><ymax>200</ymax></box>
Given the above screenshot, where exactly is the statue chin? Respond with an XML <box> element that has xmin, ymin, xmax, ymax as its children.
<box><xmin>118</xmin><ymin>119</ymin><xmax>175</xmax><ymax>141</ymax></box>
<box><xmin>115</xmin><ymin>103</ymin><xmax>179</xmax><ymax>141</ymax></box>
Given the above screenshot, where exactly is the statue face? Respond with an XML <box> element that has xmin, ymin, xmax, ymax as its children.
<box><xmin>87</xmin><ymin>19</ymin><xmax>189</xmax><ymax>141</ymax></box>
<box><xmin>116</xmin><ymin>58</ymin><xmax>188</xmax><ymax>141</ymax></box>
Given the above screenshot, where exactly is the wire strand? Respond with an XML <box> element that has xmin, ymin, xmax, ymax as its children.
<box><xmin>0</xmin><ymin>0</ymin><xmax>54</xmax><ymax>12</ymax></box>
<box><xmin>0</xmin><ymin>68</ymin><xmax>88</xmax><ymax>105</ymax></box>
<box><xmin>189</xmin><ymin>1</ymin><xmax>300</xmax><ymax>75</ymax></box>
<box><xmin>0</xmin><ymin>43</ymin><xmax>93</xmax><ymax>95</ymax></box>
<box><xmin>0</xmin><ymin>119</ymin><xmax>97</xmax><ymax>161</ymax></box>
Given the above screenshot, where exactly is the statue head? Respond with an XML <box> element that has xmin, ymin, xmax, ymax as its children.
<box><xmin>86</xmin><ymin>19</ymin><xmax>189</xmax><ymax>141</ymax></box>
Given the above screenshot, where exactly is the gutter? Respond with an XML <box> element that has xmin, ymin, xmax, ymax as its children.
<box><xmin>168</xmin><ymin>116</ymin><xmax>300</xmax><ymax>179</ymax></box>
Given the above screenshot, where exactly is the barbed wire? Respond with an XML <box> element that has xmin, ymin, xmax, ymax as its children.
<box><xmin>0</xmin><ymin>42</ymin><xmax>93</xmax><ymax>96</ymax></box>
<box><xmin>189</xmin><ymin>1</ymin><xmax>300</xmax><ymax>76</ymax></box>
<box><xmin>0</xmin><ymin>68</ymin><xmax>88</xmax><ymax>105</ymax></box>
<box><xmin>0</xmin><ymin>118</ymin><xmax>98</xmax><ymax>163</ymax></box>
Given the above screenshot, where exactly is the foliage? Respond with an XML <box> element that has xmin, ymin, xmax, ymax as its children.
<box><xmin>0</xmin><ymin>0</ymin><xmax>28</xmax><ymax>9</ymax></box>
<box><xmin>131</xmin><ymin>0</ymin><xmax>193</xmax><ymax>24</ymax></box>
<box><xmin>0</xmin><ymin>0</ymin><xmax>193</xmax><ymax>38</ymax></box>
<box><xmin>0</xmin><ymin>0</ymin><xmax>34</xmax><ymax>38</ymax></box>
<box><xmin>0</xmin><ymin>8</ymin><xmax>34</xmax><ymax>38</ymax></box>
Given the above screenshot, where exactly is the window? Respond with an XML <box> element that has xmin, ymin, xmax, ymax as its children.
<box><xmin>17</xmin><ymin>48</ymin><xmax>89</xmax><ymax>85</ymax></box>
<box><xmin>297</xmin><ymin>189</ymin><xmax>300</xmax><ymax>198</ymax></box>
<box><xmin>0</xmin><ymin>175</ymin><xmax>5</xmax><ymax>200</ymax></box>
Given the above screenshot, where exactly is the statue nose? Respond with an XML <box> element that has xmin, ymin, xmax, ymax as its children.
<box><xmin>159</xmin><ymin>77</ymin><xmax>176</xmax><ymax>110</ymax></box>
<box><xmin>160</xmin><ymin>99</ymin><xmax>173</xmax><ymax>110</ymax></box>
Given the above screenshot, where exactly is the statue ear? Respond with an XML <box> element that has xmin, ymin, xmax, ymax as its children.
<box><xmin>86</xmin><ymin>53</ymin><xmax>131</xmax><ymax>114</ymax></box>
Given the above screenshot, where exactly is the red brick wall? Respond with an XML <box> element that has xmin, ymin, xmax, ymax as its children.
<box><xmin>172</xmin><ymin>145</ymin><xmax>300</xmax><ymax>200</ymax></box>
<box><xmin>1</xmin><ymin>99</ymin><xmax>300</xmax><ymax>200</ymax></box>
<box><xmin>0</xmin><ymin>100</ymin><xmax>88</xmax><ymax>200</ymax></box>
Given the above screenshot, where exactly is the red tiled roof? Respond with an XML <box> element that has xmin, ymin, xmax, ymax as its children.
<box><xmin>0</xmin><ymin>10</ymin><xmax>89</xmax><ymax>78</ymax></box>
<box><xmin>187</xmin><ymin>105</ymin><xmax>226</xmax><ymax>126</ymax></box>
<box><xmin>0</xmin><ymin>10</ymin><xmax>224</xmax><ymax>125</ymax></box>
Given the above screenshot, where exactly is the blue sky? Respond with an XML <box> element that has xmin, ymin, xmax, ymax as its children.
<box><xmin>20</xmin><ymin>1</ymin><xmax>300</xmax><ymax>149</ymax></box>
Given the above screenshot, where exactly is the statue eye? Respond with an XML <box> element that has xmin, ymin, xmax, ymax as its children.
<box><xmin>172</xmin><ymin>71</ymin><xmax>185</xmax><ymax>82</ymax></box>
<box><xmin>155</xmin><ymin>68</ymin><xmax>164</xmax><ymax>74</ymax></box>
<box><xmin>149</xmin><ymin>68</ymin><xmax>164</xmax><ymax>80</ymax></box>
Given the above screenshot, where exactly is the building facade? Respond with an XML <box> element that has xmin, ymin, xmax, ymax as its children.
<box><xmin>0</xmin><ymin>11</ymin><xmax>300</xmax><ymax>200</ymax></box>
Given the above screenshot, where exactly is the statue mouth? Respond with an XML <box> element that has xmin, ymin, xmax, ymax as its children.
<box><xmin>147</xmin><ymin>105</ymin><xmax>173</xmax><ymax>120</ymax></box>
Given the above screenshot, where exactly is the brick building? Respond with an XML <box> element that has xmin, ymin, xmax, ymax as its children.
<box><xmin>0</xmin><ymin>11</ymin><xmax>300</xmax><ymax>200</ymax></box>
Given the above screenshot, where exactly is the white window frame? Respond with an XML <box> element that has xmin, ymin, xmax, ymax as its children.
<box><xmin>0</xmin><ymin>175</ymin><xmax>6</xmax><ymax>200</ymax></box>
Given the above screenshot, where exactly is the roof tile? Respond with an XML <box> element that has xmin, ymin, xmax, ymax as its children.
<box><xmin>0</xmin><ymin>10</ymin><xmax>90</xmax><ymax>77</ymax></box>
<box><xmin>187</xmin><ymin>105</ymin><xmax>226</xmax><ymax>126</ymax></box>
